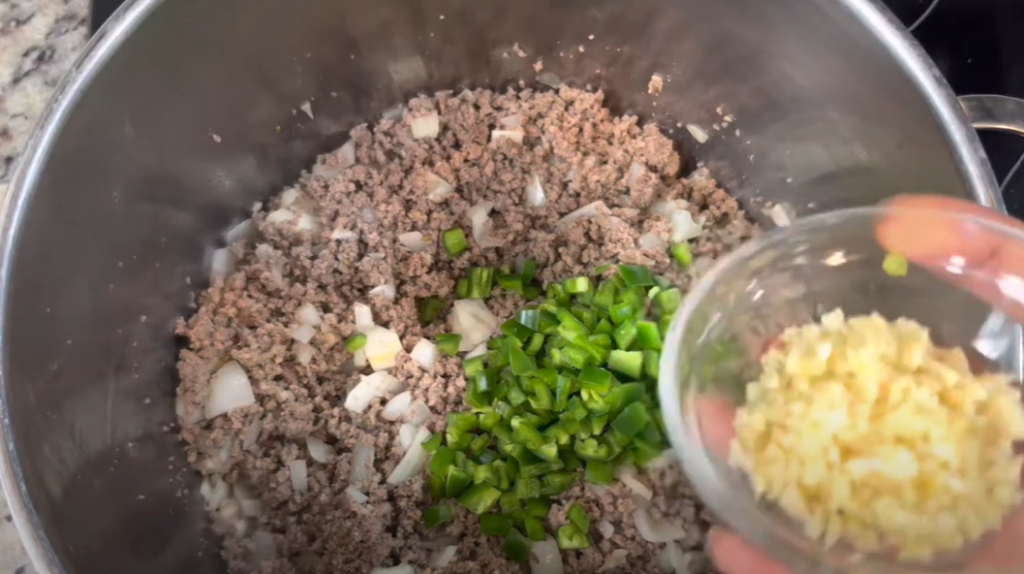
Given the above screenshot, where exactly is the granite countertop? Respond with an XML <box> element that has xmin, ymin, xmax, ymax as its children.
<box><xmin>0</xmin><ymin>0</ymin><xmax>90</xmax><ymax>571</ymax></box>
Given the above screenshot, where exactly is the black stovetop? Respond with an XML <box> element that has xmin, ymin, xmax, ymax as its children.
<box><xmin>889</xmin><ymin>0</ymin><xmax>1024</xmax><ymax>220</ymax></box>
<box><xmin>89</xmin><ymin>0</ymin><xmax>1024</xmax><ymax>217</ymax></box>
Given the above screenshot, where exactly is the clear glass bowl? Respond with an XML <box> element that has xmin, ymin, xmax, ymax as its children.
<box><xmin>659</xmin><ymin>204</ymin><xmax>1024</xmax><ymax>574</ymax></box>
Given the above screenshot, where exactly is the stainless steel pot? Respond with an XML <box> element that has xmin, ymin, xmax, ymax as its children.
<box><xmin>4</xmin><ymin>0</ymin><xmax>1024</xmax><ymax>573</ymax></box>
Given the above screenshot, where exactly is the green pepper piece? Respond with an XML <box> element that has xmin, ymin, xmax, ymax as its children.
<box><xmin>446</xmin><ymin>426</ymin><xmax>474</xmax><ymax>451</ymax></box>
<box><xmin>541</xmin><ymin>471</ymin><xmax>576</xmax><ymax>496</ymax></box>
<box><xmin>654</xmin><ymin>287</ymin><xmax>682</xmax><ymax>316</ymax></box>
<box><xmin>670</xmin><ymin>242</ymin><xmax>692</xmax><ymax>268</ymax></box>
<box><xmin>480</xmin><ymin>513</ymin><xmax>514</xmax><ymax>537</ymax></box>
<box><xmin>344</xmin><ymin>333</ymin><xmax>367</xmax><ymax>352</ymax></box>
<box><xmin>497</xmin><ymin>273</ymin><xmax>524</xmax><ymax>293</ymax></box>
<box><xmin>567</xmin><ymin>503</ymin><xmax>590</xmax><ymax>533</ymax></box>
<box><xmin>556</xmin><ymin>524</ymin><xmax>593</xmax><ymax>550</ymax></box>
<box><xmin>530</xmin><ymin>441</ymin><xmax>560</xmax><ymax>463</ymax></box>
<box><xmin>508</xmin><ymin>343</ymin><xmax>537</xmax><ymax>376</ymax></box>
<box><xmin>442</xmin><ymin>227</ymin><xmax>468</xmax><ymax>258</ymax></box>
<box><xmin>429</xmin><ymin>473</ymin><xmax>445</xmax><ymax>499</ymax></box>
<box><xmin>563</xmin><ymin>276</ymin><xmax>591</xmax><ymax>294</ymax></box>
<box><xmin>502</xmin><ymin>528</ymin><xmax>533</xmax><ymax>563</ymax></box>
<box><xmin>635</xmin><ymin>321</ymin><xmax>663</xmax><ymax>351</ymax></box>
<box><xmin>435</xmin><ymin>333</ymin><xmax>463</xmax><ymax>356</ymax></box>
<box><xmin>446</xmin><ymin>466</ymin><xmax>472</xmax><ymax>498</ymax></box>
<box><xmin>520</xmin><ymin>259</ymin><xmax>538</xmax><ymax>284</ymax></box>
<box><xmin>418</xmin><ymin>296</ymin><xmax>447</xmax><ymax>326</ymax></box>
<box><xmin>429</xmin><ymin>446</ymin><xmax>456</xmax><ymax>476</ymax></box>
<box><xmin>593</xmin><ymin>280</ymin><xmax>618</xmax><ymax>309</ymax></box>
<box><xmin>643</xmin><ymin>350</ymin><xmax>660</xmax><ymax>379</ymax></box>
<box><xmin>502</xmin><ymin>318</ymin><xmax>535</xmax><ymax>340</ymax></box>
<box><xmin>423</xmin><ymin>503</ymin><xmax>452</xmax><ymax>529</ymax></box>
<box><xmin>448</xmin><ymin>412</ymin><xmax>479</xmax><ymax>432</ymax></box>
<box><xmin>421</xmin><ymin>433</ymin><xmax>442</xmax><ymax>453</ymax></box>
<box><xmin>525</xmin><ymin>498</ymin><xmax>551</xmax><ymax>518</ymax></box>
<box><xmin>608</xmin><ymin>302</ymin><xmax>635</xmax><ymax>325</ymax></box>
<box><xmin>515</xmin><ymin>477</ymin><xmax>541</xmax><ymax>499</ymax></box>
<box><xmin>584</xmin><ymin>460</ymin><xmax>615</xmax><ymax>484</ymax></box>
<box><xmin>466</xmin><ymin>267</ymin><xmax>495</xmax><ymax>299</ymax></box>
<box><xmin>574</xmin><ymin>438</ymin><xmax>611</xmax><ymax>462</ymax></box>
<box><xmin>524</xmin><ymin>333</ymin><xmax>546</xmax><ymax>355</ymax></box>
<box><xmin>613</xmin><ymin>320</ymin><xmax>638</xmax><ymax>350</ymax></box>
<box><xmin>578</xmin><ymin>365</ymin><xmax>614</xmax><ymax>393</ymax></box>
<box><xmin>611</xmin><ymin>402</ymin><xmax>651</xmax><ymax>438</ymax></box>
<box><xmin>608</xmin><ymin>350</ymin><xmax>644</xmax><ymax>379</ymax></box>
<box><xmin>457</xmin><ymin>484</ymin><xmax>502</xmax><ymax>514</ymax></box>
<box><xmin>524</xmin><ymin>517</ymin><xmax>547</xmax><ymax>541</ymax></box>
<box><xmin>617</xmin><ymin>264</ymin><xmax>655</xmax><ymax>287</ymax></box>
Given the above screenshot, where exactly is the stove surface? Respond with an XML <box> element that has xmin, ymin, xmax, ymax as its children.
<box><xmin>886</xmin><ymin>0</ymin><xmax>1024</xmax><ymax>219</ymax></box>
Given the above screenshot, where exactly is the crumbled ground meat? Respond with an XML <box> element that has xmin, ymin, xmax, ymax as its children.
<box><xmin>176</xmin><ymin>86</ymin><xmax>756</xmax><ymax>574</ymax></box>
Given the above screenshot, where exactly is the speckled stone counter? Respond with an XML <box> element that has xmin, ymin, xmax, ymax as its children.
<box><xmin>0</xmin><ymin>0</ymin><xmax>89</xmax><ymax>570</ymax></box>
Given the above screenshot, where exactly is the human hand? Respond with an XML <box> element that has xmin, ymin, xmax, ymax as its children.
<box><xmin>702</xmin><ymin>194</ymin><xmax>1024</xmax><ymax>574</ymax></box>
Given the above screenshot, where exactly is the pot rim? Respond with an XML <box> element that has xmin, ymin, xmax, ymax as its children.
<box><xmin>0</xmin><ymin>0</ymin><xmax>1003</xmax><ymax>572</ymax></box>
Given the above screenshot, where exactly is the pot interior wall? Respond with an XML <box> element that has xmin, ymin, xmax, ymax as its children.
<box><xmin>2</xmin><ymin>0</ymin><xmax>977</xmax><ymax>572</ymax></box>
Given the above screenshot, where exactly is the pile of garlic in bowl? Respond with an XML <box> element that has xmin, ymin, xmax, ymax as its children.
<box><xmin>659</xmin><ymin>203</ymin><xmax>1024</xmax><ymax>574</ymax></box>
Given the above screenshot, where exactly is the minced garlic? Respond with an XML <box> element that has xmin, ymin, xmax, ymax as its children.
<box><xmin>730</xmin><ymin>309</ymin><xmax>1024</xmax><ymax>560</ymax></box>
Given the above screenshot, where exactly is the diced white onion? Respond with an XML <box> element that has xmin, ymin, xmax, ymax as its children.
<box><xmin>639</xmin><ymin>231</ymin><xmax>668</xmax><ymax>251</ymax></box>
<box><xmin>306</xmin><ymin>436</ymin><xmax>337</xmax><ymax>463</ymax></box>
<box><xmin>296</xmin><ymin>303</ymin><xmax>322</xmax><ymax>326</ymax></box>
<box><xmin>332</xmin><ymin>228</ymin><xmax>359</xmax><ymax>241</ymax></box>
<box><xmin>661</xmin><ymin>542</ymin><xmax>693</xmax><ymax>574</ymax></box>
<box><xmin>410</xmin><ymin>111</ymin><xmax>440</xmax><ymax>139</ymax></box>
<box><xmin>239</xmin><ymin>498</ymin><xmax>262</xmax><ymax>518</ymax></box>
<box><xmin>350</xmin><ymin>442</ymin><xmax>375</xmax><ymax>490</ymax></box>
<box><xmin>206</xmin><ymin>361</ymin><xmax>256</xmax><ymax>419</ymax></box>
<box><xmin>557</xmin><ymin>201</ymin><xmax>608</xmax><ymax>228</ymax></box>
<box><xmin>530</xmin><ymin>537</ymin><xmax>564</xmax><ymax>574</ymax></box>
<box><xmin>242</xmin><ymin>418</ymin><xmax>263</xmax><ymax>450</ymax></box>
<box><xmin>686</xmin><ymin>123</ymin><xmax>709</xmax><ymax>144</ymax></box>
<box><xmin>291</xmin><ymin>324</ymin><xmax>316</xmax><ymax>344</ymax></box>
<box><xmin>295</xmin><ymin>213</ymin><xmax>319</xmax><ymax>233</ymax></box>
<box><xmin>344</xmin><ymin>371</ymin><xmax>404</xmax><ymax>413</ymax></box>
<box><xmin>598</xmin><ymin>520</ymin><xmax>615</xmax><ymax>538</ymax></box>
<box><xmin>468</xmin><ymin>201</ymin><xmax>501</xmax><ymax>248</ymax></box>
<box><xmin>410</xmin><ymin>339</ymin><xmax>437</xmax><ymax>370</ymax></box>
<box><xmin>406</xmin><ymin>400</ymin><xmax>431</xmax><ymax>426</ymax></box>
<box><xmin>353</xmin><ymin>349</ymin><xmax>368</xmax><ymax>368</ymax></box>
<box><xmin>369</xmin><ymin>284</ymin><xmax>397</xmax><ymax>302</ymax></box>
<box><xmin>422</xmin><ymin>171</ymin><xmax>456</xmax><ymax>202</ymax></box>
<box><xmin>465</xmin><ymin>343</ymin><xmax>488</xmax><ymax>359</ymax></box>
<box><xmin>353</xmin><ymin>302</ymin><xmax>374</xmax><ymax>332</ymax></box>
<box><xmin>280</xmin><ymin>188</ymin><xmax>301</xmax><ymax>207</ymax></box>
<box><xmin>767</xmin><ymin>203</ymin><xmax>793</xmax><ymax>227</ymax></box>
<box><xmin>599</xmin><ymin>549</ymin><xmax>629</xmax><ymax>572</ymax></box>
<box><xmin>372</xmin><ymin>564</ymin><xmax>414</xmax><ymax>574</ymax></box>
<box><xmin>670</xmin><ymin>210</ymin><xmax>704</xmax><ymax>243</ymax></box>
<box><xmin>225</xmin><ymin>219</ymin><xmax>256</xmax><ymax>244</ymax></box>
<box><xmin>289</xmin><ymin>459</ymin><xmax>309</xmax><ymax>493</ymax></box>
<box><xmin>339</xmin><ymin>140</ymin><xmax>356</xmax><ymax>165</ymax></box>
<box><xmin>617</xmin><ymin>465</ymin><xmax>653</xmax><ymax>500</ymax></box>
<box><xmin>295</xmin><ymin>342</ymin><xmax>314</xmax><ymax>365</ymax></box>
<box><xmin>499</xmin><ymin>114</ymin><xmax>522</xmax><ymax>130</ymax></box>
<box><xmin>586</xmin><ymin>482</ymin><xmax>608</xmax><ymax>496</ymax></box>
<box><xmin>633</xmin><ymin>508</ymin><xmax>689</xmax><ymax>543</ymax></box>
<box><xmin>201</xmin><ymin>475</ymin><xmax>230</xmax><ymax>511</ymax></box>
<box><xmin>266</xmin><ymin>208</ymin><xmax>296</xmax><ymax>225</ymax></box>
<box><xmin>364</xmin><ymin>326</ymin><xmax>404</xmax><ymax>370</ymax></box>
<box><xmin>382</xmin><ymin>391</ymin><xmax>413</xmax><ymax>420</ymax></box>
<box><xmin>210</xmin><ymin>247</ymin><xmax>236</xmax><ymax>282</ymax></box>
<box><xmin>251</xmin><ymin>530</ymin><xmax>277</xmax><ymax>562</ymax></box>
<box><xmin>346</xmin><ymin>485</ymin><xmax>369</xmax><ymax>505</ymax></box>
<box><xmin>387</xmin><ymin>427</ymin><xmax>431</xmax><ymax>485</ymax></box>
<box><xmin>525</xmin><ymin>172</ymin><xmax>547</xmax><ymax>207</ymax></box>
<box><xmin>491</xmin><ymin>128</ymin><xmax>524</xmax><ymax>145</ymax></box>
<box><xmin>429</xmin><ymin>546</ymin><xmax>458</xmax><ymax>568</ymax></box>
<box><xmin>450</xmin><ymin>299</ymin><xmax>499</xmax><ymax>351</ymax></box>
<box><xmin>627</xmin><ymin>162</ymin><xmax>646</xmax><ymax>189</ymax></box>
<box><xmin>399</xmin><ymin>422</ymin><xmax>419</xmax><ymax>450</ymax></box>
<box><xmin>300</xmin><ymin>100</ymin><xmax>314</xmax><ymax>119</ymax></box>
<box><xmin>398</xmin><ymin>232</ymin><xmax>430</xmax><ymax>252</ymax></box>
